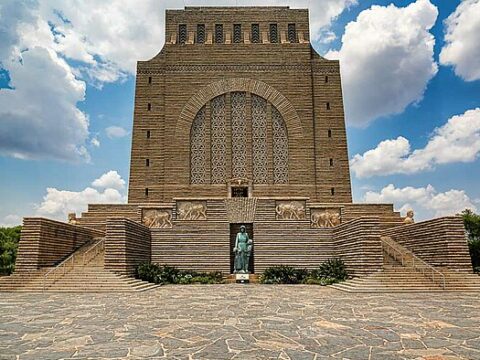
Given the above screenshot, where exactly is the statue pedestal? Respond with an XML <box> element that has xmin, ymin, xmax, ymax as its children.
<box><xmin>235</xmin><ymin>273</ymin><xmax>250</xmax><ymax>284</ymax></box>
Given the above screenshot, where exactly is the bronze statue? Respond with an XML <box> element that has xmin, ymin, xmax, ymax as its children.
<box><xmin>233</xmin><ymin>225</ymin><xmax>253</xmax><ymax>273</ymax></box>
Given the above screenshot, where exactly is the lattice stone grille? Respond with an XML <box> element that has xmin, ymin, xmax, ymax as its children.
<box><xmin>233</xmin><ymin>24</ymin><xmax>242</xmax><ymax>43</ymax></box>
<box><xmin>197</xmin><ymin>24</ymin><xmax>205</xmax><ymax>44</ymax></box>
<box><xmin>211</xmin><ymin>95</ymin><xmax>227</xmax><ymax>184</ymax></box>
<box><xmin>252</xmin><ymin>95</ymin><xmax>268</xmax><ymax>183</ymax></box>
<box><xmin>251</xmin><ymin>24</ymin><xmax>260</xmax><ymax>43</ymax></box>
<box><xmin>269</xmin><ymin>23</ymin><xmax>278</xmax><ymax>43</ymax></box>
<box><xmin>288</xmin><ymin>24</ymin><xmax>297</xmax><ymax>43</ymax></box>
<box><xmin>215</xmin><ymin>24</ymin><xmax>224</xmax><ymax>43</ymax></box>
<box><xmin>231</xmin><ymin>92</ymin><xmax>247</xmax><ymax>179</ymax></box>
<box><xmin>272</xmin><ymin>106</ymin><xmax>289</xmax><ymax>184</ymax></box>
<box><xmin>190</xmin><ymin>106</ymin><xmax>207</xmax><ymax>184</ymax></box>
<box><xmin>179</xmin><ymin>24</ymin><xmax>187</xmax><ymax>44</ymax></box>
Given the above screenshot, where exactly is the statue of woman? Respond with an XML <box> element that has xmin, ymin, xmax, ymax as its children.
<box><xmin>233</xmin><ymin>225</ymin><xmax>253</xmax><ymax>273</ymax></box>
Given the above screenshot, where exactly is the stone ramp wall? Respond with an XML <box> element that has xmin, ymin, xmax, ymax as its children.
<box><xmin>332</xmin><ymin>217</ymin><xmax>383</xmax><ymax>277</ymax></box>
<box><xmin>76</xmin><ymin>204</ymin><xmax>141</xmax><ymax>232</ymax></box>
<box><xmin>105</xmin><ymin>218</ymin><xmax>151</xmax><ymax>276</ymax></box>
<box><xmin>382</xmin><ymin>217</ymin><xmax>472</xmax><ymax>273</ymax></box>
<box><xmin>16</xmin><ymin>218</ymin><xmax>104</xmax><ymax>272</ymax></box>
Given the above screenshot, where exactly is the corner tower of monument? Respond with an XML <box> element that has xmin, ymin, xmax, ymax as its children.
<box><xmin>128</xmin><ymin>6</ymin><xmax>352</xmax><ymax>203</ymax></box>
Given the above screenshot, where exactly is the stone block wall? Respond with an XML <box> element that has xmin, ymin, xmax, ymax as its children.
<box><xmin>105</xmin><ymin>218</ymin><xmax>151</xmax><ymax>275</ymax></box>
<box><xmin>382</xmin><ymin>217</ymin><xmax>472</xmax><ymax>272</ymax></box>
<box><xmin>16</xmin><ymin>218</ymin><xmax>104</xmax><ymax>272</ymax></box>
<box><xmin>128</xmin><ymin>6</ymin><xmax>352</xmax><ymax>204</ymax></box>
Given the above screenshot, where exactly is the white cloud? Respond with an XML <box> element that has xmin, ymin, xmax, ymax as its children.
<box><xmin>326</xmin><ymin>0</ymin><xmax>438</xmax><ymax>125</ymax></box>
<box><xmin>363</xmin><ymin>184</ymin><xmax>477</xmax><ymax>220</ymax></box>
<box><xmin>0</xmin><ymin>214</ymin><xmax>22</xmax><ymax>228</ymax></box>
<box><xmin>0</xmin><ymin>47</ymin><xmax>89</xmax><ymax>161</ymax></box>
<box><xmin>105</xmin><ymin>126</ymin><xmax>129</xmax><ymax>139</ymax></box>
<box><xmin>0</xmin><ymin>0</ymin><xmax>356</xmax><ymax>162</ymax></box>
<box><xmin>90</xmin><ymin>137</ymin><xmax>100</xmax><ymax>147</ymax></box>
<box><xmin>440</xmin><ymin>0</ymin><xmax>480</xmax><ymax>81</ymax></box>
<box><xmin>351</xmin><ymin>108</ymin><xmax>480</xmax><ymax>178</ymax></box>
<box><xmin>36</xmin><ymin>171</ymin><xmax>127</xmax><ymax>221</ymax></box>
<box><xmin>91</xmin><ymin>170</ymin><xmax>126</xmax><ymax>190</ymax></box>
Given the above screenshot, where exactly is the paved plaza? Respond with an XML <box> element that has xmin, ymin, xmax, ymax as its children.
<box><xmin>1</xmin><ymin>285</ymin><xmax>480</xmax><ymax>359</ymax></box>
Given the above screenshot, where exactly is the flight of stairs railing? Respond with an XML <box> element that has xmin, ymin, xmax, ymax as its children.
<box><xmin>330</xmin><ymin>236</ymin><xmax>480</xmax><ymax>293</ymax></box>
<box><xmin>0</xmin><ymin>238</ymin><xmax>159</xmax><ymax>293</ymax></box>
<box><xmin>380</xmin><ymin>236</ymin><xmax>446</xmax><ymax>289</ymax></box>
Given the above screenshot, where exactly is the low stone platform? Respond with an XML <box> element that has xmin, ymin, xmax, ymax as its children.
<box><xmin>1</xmin><ymin>285</ymin><xmax>480</xmax><ymax>359</ymax></box>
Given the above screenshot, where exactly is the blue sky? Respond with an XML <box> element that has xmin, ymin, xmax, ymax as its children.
<box><xmin>0</xmin><ymin>0</ymin><xmax>479</xmax><ymax>226</ymax></box>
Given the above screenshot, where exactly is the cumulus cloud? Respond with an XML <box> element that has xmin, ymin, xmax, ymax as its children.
<box><xmin>91</xmin><ymin>170</ymin><xmax>126</xmax><ymax>190</ymax></box>
<box><xmin>363</xmin><ymin>184</ymin><xmax>477</xmax><ymax>220</ymax></box>
<box><xmin>0</xmin><ymin>214</ymin><xmax>22</xmax><ymax>227</ymax></box>
<box><xmin>0</xmin><ymin>0</ymin><xmax>356</xmax><ymax>162</ymax></box>
<box><xmin>36</xmin><ymin>171</ymin><xmax>127</xmax><ymax>221</ymax></box>
<box><xmin>351</xmin><ymin>108</ymin><xmax>480</xmax><ymax>178</ymax></box>
<box><xmin>326</xmin><ymin>0</ymin><xmax>438</xmax><ymax>125</ymax></box>
<box><xmin>106</xmin><ymin>126</ymin><xmax>129</xmax><ymax>139</ymax></box>
<box><xmin>0</xmin><ymin>47</ymin><xmax>89</xmax><ymax>161</ymax></box>
<box><xmin>440</xmin><ymin>0</ymin><xmax>480</xmax><ymax>81</ymax></box>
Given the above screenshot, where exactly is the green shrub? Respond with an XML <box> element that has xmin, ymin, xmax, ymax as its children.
<box><xmin>459</xmin><ymin>209</ymin><xmax>480</xmax><ymax>270</ymax></box>
<box><xmin>260</xmin><ymin>258</ymin><xmax>348</xmax><ymax>285</ymax></box>
<box><xmin>259</xmin><ymin>265</ymin><xmax>309</xmax><ymax>284</ymax></box>
<box><xmin>0</xmin><ymin>226</ymin><xmax>21</xmax><ymax>275</ymax></box>
<box><xmin>312</xmin><ymin>258</ymin><xmax>348</xmax><ymax>281</ymax></box>
<box><xmin>136</xmin><ymin>263</ymin><xmax>223</xmax><ymax>285</ymax></box>
<box><xmin>469</xmin><ymin>239</ymin><xmax>480</xmax><ymax>270</ymax></box>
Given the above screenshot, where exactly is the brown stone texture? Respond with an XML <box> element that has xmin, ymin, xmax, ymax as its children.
<box><xmin>15</xmin><ymin>218</ymin><xmax>104</xmax><ymax>272</ymax></box>
<box><xmin>382</xmin><ymin>217</ymin><xmax>472</xmax><ymax>272</ymax></box>
<box><xmin>128</xmin><ymin>6</ymin><xmax>352</xmax><ymax>204</ymax></box>
<box><xmin>105</xmin><ymin>218</ymin><xmax>151</xmax><ymax>275</ymax></box>
<box><xmin>76</xmin><ymin>204</ymin><xmax>141</xmax><ymax>232</ymax></box>
<box><xmin>332</xmin><ymin>217</ymin><xmax>383</xmax><ymax>277</ymax></box>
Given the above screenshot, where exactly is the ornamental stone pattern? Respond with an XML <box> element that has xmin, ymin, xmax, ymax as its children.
<box><xmin>128</xmin><ymin>6</ymin><xmax>352</xmax><ymax>203</ymax></box>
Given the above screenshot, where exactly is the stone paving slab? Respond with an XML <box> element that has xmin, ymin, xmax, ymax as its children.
<box><xmin>1</xmin><ymin>285</ymin><xmax>479</xmax><ymax>359</ymax></box>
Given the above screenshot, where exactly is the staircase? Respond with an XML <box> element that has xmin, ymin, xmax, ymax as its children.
<box><xmin>330</xmin><ymin>236</ymin><xmax>480</xmax><ymax>293</ymax></box>
<box><xmin>0</xmin><ymin>238</ymin><xmax>160</xmax><ymax>293</ymax></box>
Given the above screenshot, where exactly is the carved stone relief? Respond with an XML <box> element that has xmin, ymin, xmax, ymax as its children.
<box><xmin>272</xmin><ymin>106</ymin><xmax>289</xmax><ymax>184</ymax></box>
<box><xmin>311</xmin><ymin>209</ymin><xmax>341</xmax><ymax>228</ymax></box>
<box><xmin>275</xmin><ymin>201</ymin><xmax>306</xmax><ymax>220</ymax></box>
<box><xmin>142</xmin><ymin>209</ymin><xmax>173</xmax><ymax>229</ymax></box>
<box><xmin>177</xmin><ymin>201</ymin><xmax>207</xmax><ymax>220</ymax></box>
<box><xmin>190</xmin><ymin>106</ymin><xmax>207</xmax><ymax>184</ymax></box>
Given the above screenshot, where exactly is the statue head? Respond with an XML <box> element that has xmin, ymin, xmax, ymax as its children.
<box><xmin>406</xmin><ymin>210</ymin><xmax>414</xmax><ymax>218</ymax></box>
<box><xmin>240</xmin><ymin>225</ymin><xmax>246</xmax><ymax>233</ymax></box>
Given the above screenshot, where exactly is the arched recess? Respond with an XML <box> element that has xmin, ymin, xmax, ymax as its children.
<box><xmin>175</xmin><ymin>78</ymin><xmax>305</xmax><ymax>145</ymax></box>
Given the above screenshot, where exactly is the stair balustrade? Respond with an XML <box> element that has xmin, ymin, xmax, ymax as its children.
<box><xmin>43</xmin><ymin>237</ymin><xmax>104</xmax><ymax>291</ymax></box>
<box><xmin>380</xmin><ymin>236</ymin><xmax>446</xmax><ymax>289</ymax></box>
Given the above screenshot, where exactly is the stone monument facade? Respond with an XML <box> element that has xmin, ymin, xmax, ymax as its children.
<box><xmin>12</xmin><ymin>7</ymin><xmax>473</xmax><ymax>281</ymax></box>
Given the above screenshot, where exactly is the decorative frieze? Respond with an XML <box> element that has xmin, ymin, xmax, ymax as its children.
<box><xmin>177</xmin><ymin>201</ymin><xmax>207</xmax><ymax>220</ymax></box>
<box><xmin>142</xmin><ymin>209</ymin><xmax>173</xmax><ymax>229</ymax></box>
<box><xmin>311</xmin><ymin>208</ymin><xmax>342</xmax><ymax>228</ymax></box>
<box><xmin>275</xmin><ymin>201</ymin><xmax>306</xmax><ymax>220</ymax></box>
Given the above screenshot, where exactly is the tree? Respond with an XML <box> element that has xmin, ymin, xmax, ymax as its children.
<box><xmin>0</xmin><ymin>226</ymin><xmax>22</xmax><ymax>275</ymax></box>
<box><xmin>459</xmin><ymin>209</ymin><xmax>480</xmax><ymax>273</ymax></box>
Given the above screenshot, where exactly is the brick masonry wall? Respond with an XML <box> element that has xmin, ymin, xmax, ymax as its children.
<box><xmin>382</xmin><ymin>217</ymin><xmax>472</xmax><ymax>272</ymax></box>
<box><xmin>15</xmin><ymin>218</ymin><xmax>104</xmax><ymax>272</ymax></box>
<box><xmin>332</xmin><ymin>217</ymin><xmax>383</xmax><ymax>277</ymax></box>
<box><xmin>105</xmin><ymin>218</ymin><xmax>151</xmax><ymax>275</ymax></box>
<box><xmin>76</xmin><ymin>204</ymin><xmax>141</xmax><ymax>232</ymax></box>
<box><xmin>128</xmin><ymin>6</ymin><xmax>352</xmax><ymax>204</ymax></box>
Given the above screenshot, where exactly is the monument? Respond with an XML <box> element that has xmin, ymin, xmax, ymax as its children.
<box><xmin>11</xmin><ymin>7</ymin><xmax>474</xmax><ymax>285</ymax></box>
